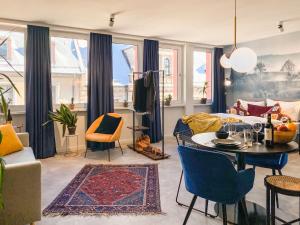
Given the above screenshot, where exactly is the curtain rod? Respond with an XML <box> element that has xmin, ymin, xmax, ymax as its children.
<box><xmin>0</xmin><ymin>17</ymin><xmax>218</xmax><ymax>48</ymax></box>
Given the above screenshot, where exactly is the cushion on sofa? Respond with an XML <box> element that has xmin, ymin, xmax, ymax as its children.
<box><xmin>266</xmin><ymin>99</ymin><xmax>300</xmax><ymax>121</ymax></box>
<box><xmin>238</xmin><ymin>99</ymin><xmax>265</xmax><ymax>111</ymax></box>
<box><xmin>247</xmin><ymin>104</ymin><xmax>272</xmax><ymax>117</ymax></box>
<box><xmin>2</xmin><ymin>147</ymin><xmax>35</xmax><ymax>165</ymax></box>
<box><xmin>0</xmin><ymin>124</ymin><xmax>23</xmax><ymax>157</ymax></box>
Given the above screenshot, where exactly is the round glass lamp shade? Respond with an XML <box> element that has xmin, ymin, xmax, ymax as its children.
<box><xmin>220</xmin><ymin>54</ymin><xmax>232</xmax><ymax>69</ymax></box>
<box><xmin>230</xmin><ymin>47</ymin><xmax>257</xmax><ymax>73</ymax></box>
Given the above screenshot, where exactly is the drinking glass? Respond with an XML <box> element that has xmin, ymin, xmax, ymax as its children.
<box><xmin>229</xmin><ymin>123</ymin><xmax>236</xmax><ymax>137</ymax></box>
<box><xmin>252</xmin><ymin>122</ymin><xmax>262</xmax><ymax>145</ymax></box>
<box><xmin>243</xmin><ymin>129</ymin><xmax>253</xmax><ymax>147</ymax></box>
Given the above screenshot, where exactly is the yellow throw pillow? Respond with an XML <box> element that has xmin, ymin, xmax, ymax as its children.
<box><xmin>0</xmin><ymin>124</ymin><xmax>23</xmax><ymax>156</ymax></box>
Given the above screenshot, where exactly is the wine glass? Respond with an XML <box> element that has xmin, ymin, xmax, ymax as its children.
<box><xmin>252</xmin><ymin>122</ymin><xmax>262</xmax><ymax>145</ymax></box>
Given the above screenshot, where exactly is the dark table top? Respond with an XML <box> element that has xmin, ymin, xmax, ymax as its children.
<box><xmin>191</xmin><ymin>132</ymin><xmax>298</xmax><ymax>155</ymax></box>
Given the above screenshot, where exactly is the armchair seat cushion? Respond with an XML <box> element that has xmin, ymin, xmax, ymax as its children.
<box><xmin>86</xmin><ymin>133</ymin><xmax>113</xmax><ymax>143</ymax></box>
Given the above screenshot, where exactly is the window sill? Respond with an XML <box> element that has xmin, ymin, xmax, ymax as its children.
<box><xmin>193</xmin><ymin>103</ymin><xmax>212</xmax><ymax>106</ymax></box>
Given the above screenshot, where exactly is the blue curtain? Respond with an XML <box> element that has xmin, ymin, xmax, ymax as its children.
<box><xmin>87</xmin><ymin>33</ymin><xmax>114</xmax><ymax>150</ymax></box>
<box><xmin>212</xmin><ymin>48</ymin><xmax>226</xmax><ymax>113</ymax></box>
<box><xmin>142</xmin><ymin>39</ymin><xmax>162</xmax><ymax>143</ymax></box>
<box><xmin>25</xmin><ymin>25</ymin><xmax>56</xmax><ymax>159</ymax></box>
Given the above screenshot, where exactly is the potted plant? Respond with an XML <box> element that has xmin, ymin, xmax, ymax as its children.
<box><xmin>164</xmin><ymin>94</ymin><xmax>172</xmax><ymax>106</ymax></box>
<box><xmin>200</xmin><ymin>82</ymin><xmax>208</xmax><ymax>104</ymax></box>
<box><xmin>123</xmin><ymin>100</ymin><xmax>128</xmax><ymax>108</ymax></box>
<box><xmin>69</xmin><ymin>97</ymin><xmax>75</xmax><ymax>110</ymax></box>
<box><xmin>43</xmin><ymin>104</ymin><xmax>78</xmax><ymax>136</ymax></box>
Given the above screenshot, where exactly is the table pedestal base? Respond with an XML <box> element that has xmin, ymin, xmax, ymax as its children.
<box><xmin>214</xmin><ymin>201</ymin><xmax>266</xmax><ymax>225</ymax></box>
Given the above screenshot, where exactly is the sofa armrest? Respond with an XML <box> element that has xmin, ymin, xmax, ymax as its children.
<box><xmin>17</xmin><ymin>132</ymin><xmax>29</xmax><ymax>147</ymax></box>
<box><xmin>1</xmin><ymin>161</ymin><xmax>41</xmax><ymax>225</ymax></box>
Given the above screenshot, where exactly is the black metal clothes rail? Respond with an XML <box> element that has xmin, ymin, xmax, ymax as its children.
<box><xmin>127</xmin><ymin>70</ymin><xmax>169</xmax><ymax>160</ymax></box>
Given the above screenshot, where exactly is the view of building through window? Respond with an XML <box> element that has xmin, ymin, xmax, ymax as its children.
<box><xmin>51</xmin><ymin>36</ymin><xmax>88</xmax><ymax>105</ymax></box>
<box><xmin>159</xmin><ymin>48</ymin><xmax>179</xmax><ymax>101</ymax></box>
<box><xmin>112</xmin><ymin>43</ymin><xmax>138</xmax><ymax>103</ymax></box>
<box><xmin>0</xmin><ymin>30</ymin><xmax>25</xmax><ymax>106</ymax></box>
<box><xmin>193</xmin><ymin>50</ymin><xmax>212</xmax><ymax>101</ymax></box>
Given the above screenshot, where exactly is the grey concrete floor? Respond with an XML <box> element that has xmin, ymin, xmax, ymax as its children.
<box><xmin>38</xmin><ymin>139</ymin><xmax>300</xmax><ymax>225</ymax></box>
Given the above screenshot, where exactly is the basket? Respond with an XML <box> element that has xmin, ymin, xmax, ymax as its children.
<box><xmin>274</xmin><ymin>130</ymin><xmax>296</xmax><ymax>144</ymax></box>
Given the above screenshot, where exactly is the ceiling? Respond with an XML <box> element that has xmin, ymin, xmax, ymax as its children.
<box><xmin>0</xmin><ymin>0</ymin><xmax>300</xmax><ymax>45</ymax></box>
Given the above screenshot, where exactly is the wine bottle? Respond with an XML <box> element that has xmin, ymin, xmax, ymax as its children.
<box><xmin>264</xmin><ymin>113</ymin><xmax>274</xmax><ymax>147</ymax></box>
<box><xmin>6</xmin><ymin>109</ymin><xmax>12</xmax><ymax>124</ymax></box>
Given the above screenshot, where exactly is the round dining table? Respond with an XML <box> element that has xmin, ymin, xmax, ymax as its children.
<box><xmin>191</xmin><ymin>132</ymin><xmax>299</xmax><ymax>225</ymax></box>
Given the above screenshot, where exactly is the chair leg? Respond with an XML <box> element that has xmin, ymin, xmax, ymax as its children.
<box><xmin>222</xmin><ymin>204</ymin><xmax>227</xmax><ymax>225</ymax></box>
<box><xmin>241</xmin><ymin>199</ymin><xmax>250</xmax><ymax>225</ymax></box>
<box><xmin>278</xmin><ymin>169</ymin><xmax>283</xmax><ymax>176</ymax></box>
<box><xmin>272</xmin><ymin>169</ymin><xmax>279</xmax><ymax>208</ymax></box>
<box><xmin>271</xmin><ymin>190</ymin><xmax>276</xmax><ymax>225</ymax></box>
<box><xmin>84</xmin><ymin>147</ymin><xmax>88</xmax><ymax>158</ymax></box>
<box><xmin>182</xmin><ymin>195</ymin><xmax>197</xmax><ymax>225</ymax></box>
<box><xmin>266</xmin><ymin>186</ymin><xmax>271</xmax><ymax>225</ymax></box>
<box><xmin>107</xmin><ymin>149</ymin><xmax>110</xmax><ymax>161</ymax></box>
<box><xmin>176</xmin><ymin>170</ymin><xmax>184</xmax><ymax>205</ymax></box>
<box><xmin>118</xmin><ymin>140</ymin><xmax>123</xmax><ymax>155</ymax></box>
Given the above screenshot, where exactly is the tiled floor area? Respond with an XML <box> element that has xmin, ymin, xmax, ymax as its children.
<box><xmin>38</xmin><ymin>139</ymin><xmax>300</xmax><ymax>225</ymax></box>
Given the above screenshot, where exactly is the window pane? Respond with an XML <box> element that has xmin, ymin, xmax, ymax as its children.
<box><xmin>0</xmin><ymin>30</ymin><xmax>25</xmax><ymax>106</ymax></box>
<box><xmin>193</xmin><ymin>50</ymin><xmax>212</xmax><ymax>100</ymax></box>
<box><xmin>51</xmin><ymin>37</ymin><xmax>88</xmax><ymax>105</ymax></box>
<box><xmin>159</xmin><ymin>48</ymin><xmax>178</xmax><ymax>101</ymax></box>
<box><xmin>112</xmin><ymin>43</ymin><xmax>138</xmax><ymax>103</ymax></box>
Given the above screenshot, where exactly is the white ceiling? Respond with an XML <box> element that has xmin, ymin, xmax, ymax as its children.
<box><xmin>0</xmin><ymin>0</ymin><xmax>300</xmax><ymax>45</ymax></box>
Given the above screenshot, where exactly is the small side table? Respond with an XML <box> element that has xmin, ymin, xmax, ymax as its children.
<box><xmin>64</xmin><ymin>134</ymin><xmax>79</xmax><ymax>156</ymax></box>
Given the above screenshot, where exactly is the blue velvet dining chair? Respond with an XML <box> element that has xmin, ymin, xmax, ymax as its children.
<box><xmin>245</xmin><ymin>153</ymin><xmax>288</xmax><ymax>208</ymax></box>
<box><xmin>178</xmin><ymin>145</ymin><xmax>255</xmax><ymax>225</ymax></box>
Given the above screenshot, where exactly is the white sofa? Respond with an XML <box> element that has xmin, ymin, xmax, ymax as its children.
<box><xmin>0</xmin><ymin>133</ymin><xmax>41</xmax><ymax>225</ymax></box>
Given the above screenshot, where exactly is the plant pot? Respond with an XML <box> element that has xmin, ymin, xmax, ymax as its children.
<box><xmin>123</xmin><ymin>102</ymin><xmax>128</xmax><ymax>107</ymax></box>
<box><xmin>200</xmin><ymin>98</ymin><xmax>207</xmax><ymax>104</ymax></box>
<box><xmin>68</xmin><ymin>126</ymin><xmax>76</xmax><ymax>135</ymax></box>
<box><xmin>68</xmin><ymin>103</ymin><xmax>75</xmax><ymax>110</ymax></box>
<box><xmin>164</xmin><ymin>101</ymin><xmax>171</xmax><ymax>106</ymax></box>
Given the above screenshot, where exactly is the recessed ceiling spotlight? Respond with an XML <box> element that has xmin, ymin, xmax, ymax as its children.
<box><xmin>278</xmin><ymin>21</ymin><xmax>284</xmax><ymax>32</ymax></box>
<box><xmin>109</xmin><ymin>14</ymin><xmax>115</xmax><ymax>27</ymax></box>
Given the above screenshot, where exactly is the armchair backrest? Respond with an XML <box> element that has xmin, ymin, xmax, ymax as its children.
<box><xmin>178</xmin><ymin>145</ymin><xmax>240</xmax><ymax>204</ymax></box>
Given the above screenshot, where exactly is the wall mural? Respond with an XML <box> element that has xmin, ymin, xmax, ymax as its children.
<box><xmin>227</xmin><ymin>32</ymin><xmax>300</xmax><ymax>105</ymax></box>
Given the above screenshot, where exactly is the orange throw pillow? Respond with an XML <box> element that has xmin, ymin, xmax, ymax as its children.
<box><xmin>0</xmin><ymin>124</ymin><xmax>23</xmax><ymax>156</ymax></box>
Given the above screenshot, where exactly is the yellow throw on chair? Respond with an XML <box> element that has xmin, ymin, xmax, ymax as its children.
<box><xmin>85</xmin><ymin>113</ymin><xmax>124</xmax><ymax>161</ymax></box>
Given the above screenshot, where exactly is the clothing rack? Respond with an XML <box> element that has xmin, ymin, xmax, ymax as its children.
<box><xmin>127</xmin><ymin>70</ymin><xmax>169</xmax><ymax>160</ymax></box>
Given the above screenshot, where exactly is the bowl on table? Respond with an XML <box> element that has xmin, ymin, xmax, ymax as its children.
<box><xmin>215</xmin><ymin>131</ymin><xmax>229</xmax><ymax>139</ymax></box>
<box><xmin>274</xmin><ymin>130</ymin><xmax>296</xmax><ymax>144</ymax></box>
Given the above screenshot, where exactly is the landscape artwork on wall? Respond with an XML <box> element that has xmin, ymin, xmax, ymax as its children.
<box><xmin>227</xmin><ymin>31</ymin><xmax>300</xmax><ymax>103</ymax></box>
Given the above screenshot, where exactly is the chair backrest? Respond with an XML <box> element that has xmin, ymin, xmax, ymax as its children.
<box><xmin>178</xmin><ymin>145</ymin><xmax>240</xmax><ymax>203</ymax></box>
<box><xmin>174</xmin><ymin>129</ymin><xmax>194</xmax><ymax>146</ymax></box>
<box><xmin>86</xmin><ymin>113</ymin><xmax>124</xmax><ymax>135</ymax></box>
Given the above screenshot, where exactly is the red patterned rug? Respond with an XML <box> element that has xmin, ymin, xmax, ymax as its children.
<box><xmin>43</xmin><ymin>164</ymin><xmax>161</xmax><ymax>216</ymax></box>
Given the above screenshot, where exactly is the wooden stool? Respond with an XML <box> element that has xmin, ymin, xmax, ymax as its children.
<box><xmin>265</xmin><ymin>175</ymin><xmax>300</xmax><ymax>225</ymax></box>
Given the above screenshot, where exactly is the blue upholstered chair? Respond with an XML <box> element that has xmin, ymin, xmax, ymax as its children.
<box><xmin>178</xmin><ymin>145</ymin><xmax>255</xmax><ymax>225</ymax></box>
<box><xmin>245</xmin><ymin>153</ymin><xmax>288</xmax><ymax>208</ymax></box>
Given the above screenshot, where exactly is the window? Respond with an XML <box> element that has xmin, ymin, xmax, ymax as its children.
<box><xmin>159</xmin><ymin>47</ymin><xmax>180</xmax><ymax>101</ymax></box>
<box><xmin>51</xmin><ymin>36</ymin><xmax>88</xmax><ymax>106</ymax></box>
<box><xmin>0</xmin><ymin>30</ymin><xmax>25</xmax><ymax>106</ymax></box>
<box><xmin>193</xmin><ymin>49</ymin><xmax>212</xmax><ymax>101</ymax></box>
<box><xmin>112</xmin><ymin>42</ymin><xmax>138</xmax><ymax>103</ymax></box>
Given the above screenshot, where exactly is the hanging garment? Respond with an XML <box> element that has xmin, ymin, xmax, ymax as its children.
<box><xmin>133</xmin><ymin>78</ymin><xmax>147</xmax><ymax>112</ymax></box>
<box><xmin>144</xmin><ymin>71</ymin><xmax>156</xmax><ymax>113</ymax></box>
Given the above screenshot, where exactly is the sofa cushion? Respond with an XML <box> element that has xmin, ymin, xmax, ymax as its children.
<box><xmin>238</xmin><ymin>99</ymin><xmax>265</xmax><ymax>111</ymax></box>
<box><xmin>247</xmin><ymin>104</ymin><xmax>272</xmax><ymax>117</ymax></box>
<box><xmin>2</xmin><ymin>147</ymin><xmax>36</xmax><ymax>165</ymax></box>
<box><xmin>0</xmin><ymin>124</ymin><xmax>23</xmax><ymax>157</ymax></box>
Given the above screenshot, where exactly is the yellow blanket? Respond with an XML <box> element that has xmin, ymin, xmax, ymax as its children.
<box><xmin>182</xmin><ymin>113</ymin><xmax>241</xmax><ymax>134</ymax></box>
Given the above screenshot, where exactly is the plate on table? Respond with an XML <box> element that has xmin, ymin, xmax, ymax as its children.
<box><xmin>212</xmin><ymin>139</ymin><xmax>242</xmax><ymax>148</ymax></box>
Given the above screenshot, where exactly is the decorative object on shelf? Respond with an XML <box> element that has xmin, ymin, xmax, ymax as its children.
<box><xmin>69</xmin><ymin>97</ymin><xmax>75</xmax><ymax>110</ymax></box>
<box><xmin>43</xmin><ymin>164</ymin><xmax>161</xmax><ymax>216</ymax></box>
<box><xmin>43</xmin><ymin>104</ymin><xmax>78</xmax><ymax>136</ymax></box>
<box><xmin>164</xmin><ymin>94</ymin><xmax>172</xmax><ymax>106</ymax></box>
<box><xmin>200</xmin><ymin>81</ymin><xmax>208</xmax><ymax>104</ymax></box>
<box><xmin>123</xmin><ymin>99</ymin><xmax>128</xmax><ymax>108</ymax></box>
<box><xmin>220</xmin><ymin>0</ymin><xmax>257</xmax><ymax>73</ymax></box>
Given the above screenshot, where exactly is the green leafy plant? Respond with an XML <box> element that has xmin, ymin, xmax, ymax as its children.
<box><xmin>164</xmin><ymin>94</ymin><xmax>172</xmax><ymax>106</ymax></box>
<box><xmin>43</xmin><ymin>104</ymin><xmax>78</xmax><ymax>136</ymax></box>
<box><xmin>200</xmin><ymin>81</ymin><xmax>208</xmax><ymax>98</ymax></box>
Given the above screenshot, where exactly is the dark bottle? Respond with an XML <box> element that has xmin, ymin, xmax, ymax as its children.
<box><xmin>6</xmin><ymin>109</ymin><xmax>13</xmax><ymax>124</ymax></box>
<box><xmin>264</xmin><ymin>113</ymin><xmax>274</xmax><ymax>147</ymax></box>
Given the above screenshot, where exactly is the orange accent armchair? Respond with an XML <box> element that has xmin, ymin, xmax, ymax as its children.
<box><xmin>85</xmin><ymin>113</ymin><xmax>124</xmax><ymax>161</ymax></box>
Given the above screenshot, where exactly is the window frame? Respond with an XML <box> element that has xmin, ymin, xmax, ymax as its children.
<box><xmin>0</xmin><ymin>25</ymin><xmax>26</xmax><ymax>113</ymax></box>
<box><xmin>192</xmin><ymin>47</ymin><xmax>213</xmax><ymax>104</ymax></box>
<box><xmin>112</xmin><ymin>37</ymin><xmax>143</xmax><ymax>108</ymax></box>
<box><xmin>49</xmin><ymin>31</ymin><xmax>89</xmax><ymax>110</ymax></box>
<box><xmin>159</xmin><ymin>43</ymin><xmax>183</xmax><ymax>104</ymax></box>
